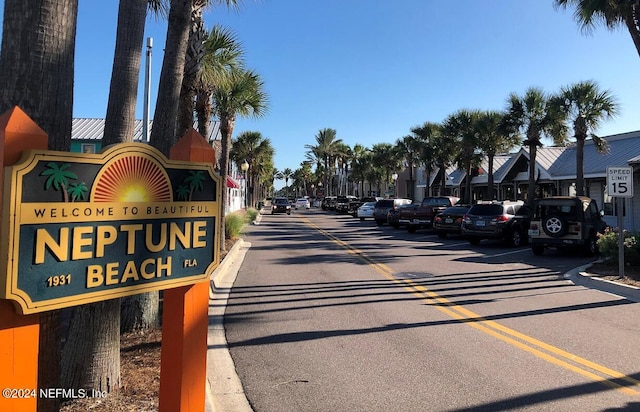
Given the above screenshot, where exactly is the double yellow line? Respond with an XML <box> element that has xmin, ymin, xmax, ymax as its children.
<box><xmin>301</xmin><ymin>216</ymin><xmax>640</xmax><ymax>396</ymax></box>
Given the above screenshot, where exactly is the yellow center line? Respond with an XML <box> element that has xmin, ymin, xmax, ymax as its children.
<box><xmin>299</xmin><ymin>215</ymin><xmax>640</xmax><ymax>395</ymax></box>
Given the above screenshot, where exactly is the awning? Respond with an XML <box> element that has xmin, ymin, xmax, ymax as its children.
<box><xmin>226</xmin><ymin>176</ymin><xmax>240</xmax><ymax>189</ymax></box>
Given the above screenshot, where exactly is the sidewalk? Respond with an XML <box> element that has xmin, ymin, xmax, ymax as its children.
<box><xmin>206</xmin><ymin>238</ymin><xmax>253</xmax><ymax>412</ymax></box>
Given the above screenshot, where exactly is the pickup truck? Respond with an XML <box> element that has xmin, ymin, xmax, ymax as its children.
<box><xmin>399</xmin><ymin>196</ymin><xmax>460</xmax><ymax>233</ymax></box>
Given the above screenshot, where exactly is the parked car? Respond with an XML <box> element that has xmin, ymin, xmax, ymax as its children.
<box><xmin>399</xmin><ymin>196</ymin><xmax>460</xmax><ymax>233</ymax></box>
<box><xmin>461</xmin><ymin>201</ymin><xmax>531</xmax><ymax>247</ymax></box>
<box><xmin>271</xmin><ymin>197</ymin><xmax>291</xmax><ymax>215</ymax></box>
<box><xmin>356</xmin><ymin>201</ymin><xmax>377</xmax><ymax>220</ymax></box>
<box><xmin>433</xmin><ymin>205</ymin><xmax>471</xmax><ymax>238</ymax></box>
<box><xmin>335</xmin><ymin>195</ymin><xmax>357</xmax><ymax>213</ymax></box>
<box><xmin>294</xmin><ymin>198</ymin><xmax>310</xmax><ymax>209</ymax></box>
<box><xmin>348</xmin><ymin>196</ymin><xmax>381</xmax><ymax>217</ymax></box>
<box><xmin>321</xmin><ymin>196</ymin><xmax>337</xmax><ymax>211</ymax></box>
<box><xmin>373</xmin><ymin>198</ymin><xmax>413</xmax><ymax>225</ymax></box>
<box><xmin>528</xmin><ymin>196</ymin><xmax>608</xmax><ymax>256</ymax></box>
<box><xmin>387</xmin><ymin>203</ymin><xmax>418</xmax><ymax>229</ymax></box>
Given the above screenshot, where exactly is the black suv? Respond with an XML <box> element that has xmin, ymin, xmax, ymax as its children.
<box><xmin>528</xmin><ymin>196</ymin><xmax>607</xmax><ymax>256</ymax></box>
<box><xmin>335</xmin><ymin>195</ymin><xmax>357</xmax><ymax>214</ymax></box>
<box><xmin>271</xmin><ymin>197</ymin><xmax>291</xmax><ymax>215</ymax></box>
<box><xmin>461</xmin><ymin>201</ymin><xmax>531</xmax><ymax>247</ymax></box>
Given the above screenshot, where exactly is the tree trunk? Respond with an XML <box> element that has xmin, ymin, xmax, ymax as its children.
<box><xmin>219</xmin><ymin>115</ymin><xmax>235</xmax><ymax>251</ymax></box>
<box><xmin>576</xmin><ymin>138</ymin><xmax>585</xmax><ymax>196</ymax></box>
<box><xmin>0</xmin><ymin>2</ymin><xmax>78</xmax><ymax>411</ymax></box>
<box><xmin>195</xmin><ymin>88</ymin><xmax>212</xmax><ymax>138</ymax></box>
<box><xmin>61</xmin><ymin>300</ymin><xmax>121</xmax><ymax>393</ymax></box>
<box><xmin>121</xmin><ymin>293</ymin><xmax>160</xmax><ymax>332</ymax></box>
<box><xmin>149</xmin><ymin>0</ymin><xmax>192</xmax><ymax>156</ymax></box>
<box><xmin>0</xmin><ymin>0</ymin><xmax>77</xmax><ymax>152</ymax></box>
<box><xmin>527</xmin><ymin>143</ymin><xmax>538</xmax><ymax>203</ymax></box>
<box><xmin>102</xmin><ymin>0</ymin><xmax>147</xmax><ymax>146</ymax></box>
<box><xmin>487</xmin><ymin>153</ymin><xmax>495</xmax><ymax>200</ymax></box>
<box><xmin>177</xmin><ymin>3</ymin><xmax>206</xmax><ymax>138</ymax></box>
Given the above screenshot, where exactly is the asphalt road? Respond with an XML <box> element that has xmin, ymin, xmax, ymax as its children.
<box><xmin>224</xmin><ymin>208</ymin><xmax>640</xmax><ymax>412</ymax></box>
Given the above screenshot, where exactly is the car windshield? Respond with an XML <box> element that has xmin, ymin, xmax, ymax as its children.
<box><xmin>362</xmin><ymin>202</ymin><xmax>376</xmax><ymax>207</ymax></box>
<box><xmin>274</xmin><ymin>199</ymin><xmax>288</xmax><ymax>205</ymax></box>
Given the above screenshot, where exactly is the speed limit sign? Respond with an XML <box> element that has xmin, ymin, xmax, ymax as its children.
<box><xmin>607</xmin><ymin>167</ymin><xmax>634</xmax><ymax>198</ymax></box>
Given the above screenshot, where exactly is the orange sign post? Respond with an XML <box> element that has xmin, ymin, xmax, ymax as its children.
<box><xmin>158</xmin><ymin>129</ymin><xmax>217</xmax><ymax>411</ymax></box>
<box><xmin>0</xmin><ymin>107</ymin><xmax>48</xmax><ymax>412</ymax></box>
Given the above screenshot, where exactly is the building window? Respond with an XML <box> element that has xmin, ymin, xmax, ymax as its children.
<box><xmin>81</xmin><ymin>144</ymin><xmax>96</xmax><ymax>154</ymax></box>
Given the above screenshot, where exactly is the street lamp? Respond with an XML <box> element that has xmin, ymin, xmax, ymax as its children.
<box><xmin>392</xmin><ymin>172</ymin><xmax>398</xmax><ymax>198</ymax></box>
<box><xmin>240</xmin><ymin>160</ymin><xmax>249</xmax><ymax>209</ymax></box>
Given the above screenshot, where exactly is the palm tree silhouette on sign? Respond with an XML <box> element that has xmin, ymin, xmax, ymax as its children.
<box><xmin>40</xmin><ymin>162</ymin><xmax>79</xmax><ymax>202</ymax></box>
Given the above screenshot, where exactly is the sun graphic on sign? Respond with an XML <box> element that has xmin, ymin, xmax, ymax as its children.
<box><xmin>91</xmin><ymin>155</ymin><xmax>172</xmax><ymax>202</ymax></box>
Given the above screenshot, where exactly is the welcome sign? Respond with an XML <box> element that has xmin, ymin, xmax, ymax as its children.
<box><xmin>0</xmin><ymin>143</ymin><xmax>220</xmax><ymax>314</ymax></box>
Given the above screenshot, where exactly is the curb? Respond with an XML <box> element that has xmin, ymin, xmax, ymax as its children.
<box><xmin>564</xmin><ymin>261</ymin><xmax>640</xmax><ymax>303</ymax></box>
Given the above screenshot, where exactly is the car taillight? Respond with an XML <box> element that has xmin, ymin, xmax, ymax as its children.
<box><xmin>455</xmin><ymin>217</ymin><xmax>462</xmax><ymax>223</ymax></box>
<box><xmin>463</xmin><ymin>214</ymin><xmax>471</xmax><ymax>223</ymax></box>
<box><xmin>434</xmin><ymin>216</ymin><xmax>442</xmax><ymax>223</ymax></box>
<box><xmin>569</xmin><ymin>223</ymin><xmax>581</xmax><ymax>234</ymax></box>
<box><xmin>494</xmin><ymin>215</ymin><xmax>509</xmax><ymax>223</ymax></box>
<box><xmin>530</xmin><ymin>223</ymin><xmax>538</xmax><ymax>230</ymax></box>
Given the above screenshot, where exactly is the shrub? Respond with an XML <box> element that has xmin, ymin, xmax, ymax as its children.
<box><xmin>225</xmin><ymin>212</ymin><xmax>245</xmax><ymax>239</ymax></box>
<box><xmin>597</xmin><ymin>228</ymin><xmax>640</xmax><ymax>266</ymax></box>
<box><xmin>245</xmin><ymin>207</ymin><xmax>258</xmax><ymax>223</ymax></box>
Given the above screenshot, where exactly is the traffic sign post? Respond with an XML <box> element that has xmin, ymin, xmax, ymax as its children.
<box><xmin>606</xmin><ymin>167</ymin><xmax>634</xmax><ymax>278</ymax></box>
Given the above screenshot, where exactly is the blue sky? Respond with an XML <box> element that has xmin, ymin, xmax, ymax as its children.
<box><xmin>70</xmin><ymin>1</ymin><xmax>640</xmax><ymax>188</ymax></box>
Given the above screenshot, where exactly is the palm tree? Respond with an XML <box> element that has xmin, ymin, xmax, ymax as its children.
<box><xmin>555</xmin><ymin>0</ymin><xmax>640</xmax><ymax>58</ymax></box>
<box><xmin>102</xmin><ymin>0</ymin><xmax>151</xmax><ymax>146</ymax></box>
<box><xmin>549</xmin><ymin>80</ymin><xmax>619</xmax><ymax>196</ymax></box>
<box><xmin>231</xmin><ymin>131</ymin><xmax>274</xmax><ymax>208</ymax></box>
<box><xmin>191</xmin><ymin>24</ymin><xmax>244</xmax><ymax>138</ymax></box>
<box><xmin>350</xmin><ymin>144</ymin><xmax>369</xmax><ymax>197</ymax></box>
<box><xmin>334</xmin><ymin>142</ymin><xmax>352</xmax><ymax>195</ymax></box>
<box><xmin>396</xmin><ymin>133</ymin><xmax>423</xmax><ymax>201</ymax></box>
<box><xmin>475</xmin><ymin>110</ymin><xmax>521</xmax><ymax>201</ymax></box>
<box><xmin>305</xmin><ymin>128</ymin><xmax>342</xmax><ymax>195</ymax></box>
<box><xmin>411</xmin><ymin>122</ymin><xmax>443</xmax><ymax>197</ymax></box>
<box><xmin>213</xmin><ymin>68</ymin><xmax>268</xmax><ymax>250</ymax></box>
<box><xmin>281</xmin><ymin>167</ymin><xmax>293</xmax><ymax>198</ymax></box>
<box><xmin>505</xmin><ymin>87</ymin><xmax>563</xmax><ymax>203</ymax></box>
<box><xmin>0</xmin><ymin>3</ymin><xmax>78</xmax><ymax>406</ymax></box>
<box><xmin>444</xmin><ymin>109</ymin><xmax>484</xmax><ymax>204</ymax></box>
<box><xmin>372</xmin><ymin>143</ymin><xmax>402</xmax><ymax>197</ymax></box>
<box><xmin>148</xmin><ymin>0</ymin><xmax>192</xmax><ymax>156</ymax></box>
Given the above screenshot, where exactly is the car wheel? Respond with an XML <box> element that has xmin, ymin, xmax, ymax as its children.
<box><xmin>584</xmin><ymin>235</ymin><xmax>597</xmax><ymax>257</ymax></box>
<box><xmin>287</xmin><ymin>212</ymin><xmax>290</xmax><ymax>215</ymax></box>
<box><xmin>437</xmin><ymin>231</ymin><xmax>447</xmax><ymax>239</ymax></box>
<box><xmin>542</xmin><ymin>213</ymin><xmax>567</xmax><ymax>237</ymax></box>
<box><xmin>468</xmin><ymin>237</ymin><xmax>481</xmax><ymax>245</ymax></box>
<box><xmin>531</xmin><ymin>244</ymin><xmax>544</xmax><ymax>256</ymax></box>
<box><xmin>506</xmin><ymin>229</ymin><xmax>522</xmax><ymax>247</ymax></box>
<box><xmin>407</xmin><ymin>225</ymin><xmax>417</xmax><ymax>233</ymax></box>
